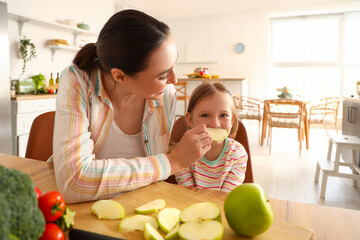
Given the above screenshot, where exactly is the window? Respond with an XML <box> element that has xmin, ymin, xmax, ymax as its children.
<box><xmin>270</xmin><ymin>12</ymin><xmax>360</xmax><ymax>100</ymax></box>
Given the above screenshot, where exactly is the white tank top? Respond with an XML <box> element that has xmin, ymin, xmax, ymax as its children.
<box><xmin>97</xmin><ymin>120</ymin><xmax>146</xmax><ymax>159</ymax></box>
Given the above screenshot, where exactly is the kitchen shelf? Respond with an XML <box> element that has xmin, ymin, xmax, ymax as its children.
<box><xmin>8</xmin><ymin>12</ymin><xmax>98</xmax><ymax>61</ymax></box>
<box><xmin>46</xmin><ymin>44</ymin><xmax>80</xmax><ymax>61</ymax></box>
<box><xmin>8</xmin><ymin>12</ymin><xmax>98</xmax><ymax>37</ymax></box>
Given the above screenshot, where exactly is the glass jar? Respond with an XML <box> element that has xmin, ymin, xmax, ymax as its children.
<box><xmin>357</xmin><ymin>81</ymin><xmax>360</xmax><ymax>96</ymax></box>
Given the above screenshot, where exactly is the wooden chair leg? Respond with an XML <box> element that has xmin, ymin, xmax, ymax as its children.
<box><xmin>268</xmin><ymin>127</ymin><xmax>272</xmax><ymax>155</ymax></box>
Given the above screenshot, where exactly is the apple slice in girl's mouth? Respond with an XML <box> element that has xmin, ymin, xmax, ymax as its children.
<box><xmin>206</xmin><ymin>128</ymin><xmax>228</xmax><ymax>142</ymax></box>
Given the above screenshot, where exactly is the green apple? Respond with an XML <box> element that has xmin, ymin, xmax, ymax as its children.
<box><xmin>178</xmin><ymin>220</ymin><xmax>223</xmax><ymax>240</ymax></box>
<box><xmin>224</xmin><ymin>183</ymin><xmax>273</xmax><ymax>237</ymax></box>
<box><xmin>118</xmin><ymin>214</ymin><xmax>158</xmax><ymax>232</ymax></box>
<box><xmin>90</xmin><ymin>199</ymin><xmax>125</xmax><ymax>220</ymax></box>
<box><xmin>180</xmin><ymin>202</ymin><xmax>221</xmax><ymax>223</ymax></box>
<box><xmin>164</xmin><ymin>223</ymin><xmax>179</xmax><ymax>240</ymax></box>
<box><xmin>206</xmin><ymin>128</ymin><xmax>228</xmax><ymax>142</ymax></box>
<box><xmin>135</xmin><ymin>199</ymin><xmax>166</xmax><ymax>214</ymax></box>
<box><xmin>144</xmin><ymin>222</ymin><xmax>164</xmax><ymax>240</ymax></box>
<box><xmin>158</xmin><ymin>207</ymin><xmax>181</xmax><ymax>233</ymax></box>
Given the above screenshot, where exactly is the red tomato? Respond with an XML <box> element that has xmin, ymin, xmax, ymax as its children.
<box><xmin>35</xmin><ymin>186</ymin><xmax>42</xmax><ymax>199</ymax></box>
<box><xmin>39</xmin><ymin>223</ymin><xmax>65</xmax><ymax>240</ymax></box>
<box><xmin>38</xmin><ymin>191</ymin><xmax>66</xmax><ymax>222</ymax></box>
<box><xmin>48</xmin><ymin>89</ymin><xmax>54</xmax><ymax>94</ymax></box>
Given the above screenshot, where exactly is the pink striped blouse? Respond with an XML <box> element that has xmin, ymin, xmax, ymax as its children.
<box><xmin>175</xmin><ymin>138</ymin><xmax>248</xmax><ymax>192</ymax></box>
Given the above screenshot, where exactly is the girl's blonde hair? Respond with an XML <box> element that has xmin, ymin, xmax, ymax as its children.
<box><xmin>187</xmin><ymin>82</ymin><xmax>238</xmax><ymax>139</ymax></box>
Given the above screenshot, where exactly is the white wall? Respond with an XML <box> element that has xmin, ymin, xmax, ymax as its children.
<box><xmin>7</xmin><ymin>0</ymin><xmax>118</xmax><ymax>83</ymax></box>
<box><xmin>167</xmin><ymin>1</ymin><xmax>360</xmax><ymax>98</ymax></box>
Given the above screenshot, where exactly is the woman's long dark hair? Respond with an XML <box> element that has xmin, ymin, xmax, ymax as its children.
<box><xmin>73</xmin><ymin>10</ymin><xmax>170</xmax><ymax>75</ymax></box>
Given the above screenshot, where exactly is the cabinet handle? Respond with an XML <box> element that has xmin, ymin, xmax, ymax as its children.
<box><xmin>348</xmin><ymin>106</ymin><xmax>356</xmax><ymax>123</ymax></box>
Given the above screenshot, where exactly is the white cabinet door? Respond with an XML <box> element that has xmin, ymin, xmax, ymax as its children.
<box><xmin>17</xmin><ymin>134</ymin><xmax>29</xmax><ymax>157</ymax></box>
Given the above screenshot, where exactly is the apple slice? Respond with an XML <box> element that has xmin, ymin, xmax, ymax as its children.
<box><xmin>118</xmin><ymin>214</ymin><xmax>158</xmax><ymax>232</ymax></box>
<box><xmin>90</xmin><ymin>199</ymin><xmax>125</xmax><ymax>220</ymax></box>
<box><xmin>158</xmin><ymin>207</ymin><xmax>181</xmax><ymax>233</ymax></box>
<box><xmin>144</xmin><ymin>222</ymin><xmax>164</xmax><ymax>240</ymax></box>
<box><xmin>164</xmin><ymin>223</ymin><xmax>179</xmax><ymax>240</ymax></box>
<box><xmin>178</xmin><ymin>220</ymin><xmax>224</xmax><ymax>240</ymax></box>
<box><xmin>135</xmin><ymin>199</ymin><xmax>166</xmax><ymax>214</ymax></box>
<box><xmin>179</xmin><ymin>202</ymin><xmax>221</xmax><ymax>223</ymax></box>
<box><xmin>206</xmin><ymin>128</ymin><xmax>228</xmax><ymax>142</ymax></box>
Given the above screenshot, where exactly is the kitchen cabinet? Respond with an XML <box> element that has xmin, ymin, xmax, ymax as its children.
<box><xmin>342</xmin><ymin>97</ymin><xmax>360</xmax><ymax>166</ymax></box>
<box><xmin>11</xmin><ymin>95</ymin><xmax>56</xmax><ymax>157</ymax></box>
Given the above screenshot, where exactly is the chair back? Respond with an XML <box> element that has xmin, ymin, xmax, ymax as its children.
<box><xmin>25</xmin><ymin>111</ymin><xmax>55</xmax><ymax>161</ymax></box>
<box><xmin>233</xmin><ymin>95</ymin><xmax>263</xmax><ymax>121</ymax></box>
<box><xmin>167</xmin><ymin>116</ymin><xmax>254</xmax><ymax>184</ymax></box>
<box><xmin>309</xmin><ymin>97</ymin><xmax>340</xmax><ymax>123</ymax></box>
<box><xmin>174</xmin><ymin>81</ymin><xmax>190</xmax><ymax>114</ymax></box>
<box><xmin>266</xmin><ymin>99</ymin><xmax>305</xmax><ymax>128</ymax></box>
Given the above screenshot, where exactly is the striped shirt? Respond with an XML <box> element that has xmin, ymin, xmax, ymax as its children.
<box><xmin>52</xmin><ymin>64</ymin><xmax>176</xmax><ymax>203</ymax></box>
<box><xmin>175</xmin><ymin>138</ymin><xmax>248</xmax><ymax>192</ymax></box>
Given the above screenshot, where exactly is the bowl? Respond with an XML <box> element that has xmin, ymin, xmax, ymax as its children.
<box><xmin>77</xmin><ymin>23</ymin><xmax>90</xmax><ymax>31</ymax></box>
<box><xmin>62</xmin><ymin>19</ymin><xmax>77</xmax><ymax>28</ymax></box>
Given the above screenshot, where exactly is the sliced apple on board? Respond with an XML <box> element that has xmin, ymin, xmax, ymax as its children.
<box><xmin>90</xmin><ymin>199</ymin><xmax>125</xmax><ymax>220</ymax></box>
<box><xmin>164</xmin><ymin>223</ymin><xmax>180</xmax><ymax>240</ymax></box>
<box><xmin>178</xmin><ymin>202</ymin><xmax>223</xmax><ymax>240</ymax></box>
<box><xmin>179</xmin><ymin>220</ymin><xmax>223</xmax><ymax>240</ymax></box>
<box><xmin>144</xmin><ymin>222</ymin><xmax>164</xmax><ymax>240</ymax></box>
<box><xmin>157</xmin><ymin>207</ymin><xmax>181</xmax><ymax>233</ymax></box>
<box><xmin>135</xmin><ymin>199</ymin><xmax>166</xmax><ymax>214</ymax></box>
<box><xmin>179</xmin><ymin>202</ymin><xmax>221</xmax><ymax>223</ymax></box>
<box><xmin>206</xmin><ymin>128</ymin><xmax>228</xmax><ymax>142</ymax></box>
<box><xmin>118</xmin><ymin>214</ymin><xmax>158</xmax><ymax>232</ymax></box>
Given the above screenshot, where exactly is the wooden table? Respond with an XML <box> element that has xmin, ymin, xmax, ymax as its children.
<box><xmin>260</xmin><ymin>99</ymin><xmax>310</xmax><ymax>150</ymax></box>
<box><xmin>1</xmin><ymin>153</ymin><xmax>360</xmax><ymax>240</ymax></box>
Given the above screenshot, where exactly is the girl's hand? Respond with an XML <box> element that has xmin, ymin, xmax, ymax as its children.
<box><xmin>167</xmin><ymin>124</ymin><xmax>212</xmax><ymax>175</ymax></box>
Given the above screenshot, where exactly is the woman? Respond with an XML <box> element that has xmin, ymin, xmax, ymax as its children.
<box><xmin>53</xmin><ymin>10</ymin><xmax>212</xmax><ymax>203</ymax></box>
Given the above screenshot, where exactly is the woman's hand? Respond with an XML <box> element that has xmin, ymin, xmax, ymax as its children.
<box><xmin>167</xmin><ymin>124</ymin><xmax>212</xmax><ymax>175</ymax></box>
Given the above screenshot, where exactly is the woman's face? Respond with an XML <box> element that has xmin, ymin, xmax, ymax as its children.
<box><xmin>186</xmin><ymin>92</ymin><xmax>235</xmax><ymax>138</ymax></box>
<box><xmin>126</xmin><ymin>35</ymin><xmax>178</xmax><ymax>100</ymax></box>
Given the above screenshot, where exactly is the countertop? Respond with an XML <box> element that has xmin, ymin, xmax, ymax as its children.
<box><xmin>177</xmin><ymin>78</ymin><xmax>245</xmax><ymax>82</ymax></box>
<box><xmin>343</xmin><ymin>96</ymin><xmax>360</xmax><ymax>104</ymax></box>
<box><xmin>11</xmin><ymin>94</ymin><xmax>57</xmax><ymax>101</ymax></box>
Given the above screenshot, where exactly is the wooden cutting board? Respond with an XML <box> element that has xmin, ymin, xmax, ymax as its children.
<box><xmin>73</xmin><ymin>182</ymin><xmax>313</xmax><ymax>240</ymax></box>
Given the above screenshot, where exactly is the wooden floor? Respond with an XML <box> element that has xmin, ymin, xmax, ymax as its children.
<box><xmin>243</xmin><ymin>120</ymin><xmax>360</xmax><ymax>211</ymax></box>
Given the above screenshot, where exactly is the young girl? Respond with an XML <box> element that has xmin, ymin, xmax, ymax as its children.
<box><xmin>175</xmin><ymin>83</ymin><xmax>248</xmax><ymax>192</ymax></box>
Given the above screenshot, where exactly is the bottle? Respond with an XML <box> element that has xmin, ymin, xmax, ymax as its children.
<box><xmin>49</xmin><ymin>73</ymin><xmax>54</xmax><ymax>86</ymax></box>
<box><xmin>55</xmin><ymin>72</ymin><xmax>59</xmax><ymax>93</ymax></box>
<box><xmin>56</xmin><ymin>72</ymin><xmax>59</xmax><ymax>84</ymax></box>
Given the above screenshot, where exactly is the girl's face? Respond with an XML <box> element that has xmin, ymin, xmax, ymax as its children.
<box><xmin>186</xmin><ymin>91</ymin><xmax>235</xmax><ymax>138</ymax></box>
<box><xmin>125</xmin><ymin>35</ymin><xmax>178</xmax><ymax>100</ymax></box>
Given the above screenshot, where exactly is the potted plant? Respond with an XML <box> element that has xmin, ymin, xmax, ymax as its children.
<box><xmin>18</xmin><ymin>36</ymin><xmax>37</xmax><ymax>79</ymax></box>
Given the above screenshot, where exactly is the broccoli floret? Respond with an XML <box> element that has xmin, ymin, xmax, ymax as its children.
<box><xmin>0</xmin><ymin>165</ymin><xmax>45</xmax><ymax>240</ymax></box>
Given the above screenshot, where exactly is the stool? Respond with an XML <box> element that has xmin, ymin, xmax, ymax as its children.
<box><xmin>314</xmin><ymin>134</ymin><xmax>360</xmax><ymax>199</ymax></box>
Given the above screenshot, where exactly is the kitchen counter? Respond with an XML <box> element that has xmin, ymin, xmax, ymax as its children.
<box><xmin>178</xmin><ymin>77</ymin><xmax>245</xmax><ymax>82</ymax></box>
<box><xmin>343</xmin><ymin>96</ymin><xmax>360</xmax><ymax>104</ymax></box>
<box><xmin>11</xmin><ymin>94</ymin><xmax>57</xmax><ymax>101</ymax></box>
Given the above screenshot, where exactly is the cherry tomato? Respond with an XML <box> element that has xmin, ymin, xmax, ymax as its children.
<box><xmin>39</xmin><ymin>223</ymin><xmax>65</xmax><ymax>240</ymax></box>
<box><xmin>38</xmin><ymin>191</ymin><xmax>66</xmax><ymax>222</ymax></box>
<box><xmin>35</xmin><ymin>186</ymin><xmax>42</xmax><ymax>199</ymax></box>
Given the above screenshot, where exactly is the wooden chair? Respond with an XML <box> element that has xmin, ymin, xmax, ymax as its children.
<box><xmin>308</xmin><ymin>97</ymin><xmax>340</xmax><ymax>136</ymax></box>
<box><xmin>233</xmin><ymin>95</ymin><xmax>263</xmax><ymax>142</ymax></box>
<box><xmin>165</xmin><ymin>116</ymin><xmax>254</xmax><ymax>184</ymax></box>
<box><xmin>25</xmin><ymin>111</ymin><xmax>55</xmax><ymax>161</ymax></box>
<box><xmin>266</xmin><ymin>99</ymin><xmax>306</xmax><ymax>157</ymax></box>
<box><xmin>174</xmin><ymin>81</ymin><xmax>190</xmax><ymax>118</ymax></box>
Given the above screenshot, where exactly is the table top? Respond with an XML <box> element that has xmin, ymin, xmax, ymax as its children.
<box><xmin>177</xmin><ymin>78</ymin><xmax>245</xmax><ymax>82</ymax></box>
<box><xmin>1</xmin><ymin>153</ymin><xmax>360</xmax><ymax>240</ymax></box>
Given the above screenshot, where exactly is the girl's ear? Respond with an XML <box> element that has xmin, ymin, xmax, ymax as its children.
<box><xmin>185</xmin><ymin>112</ymin><xmax>194</xmax><ymax>128</ymax></box>
<box><xmin>111</xmin><ymin>68</ymin><xmax>127</xmax><ymax>84</ymax></box>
